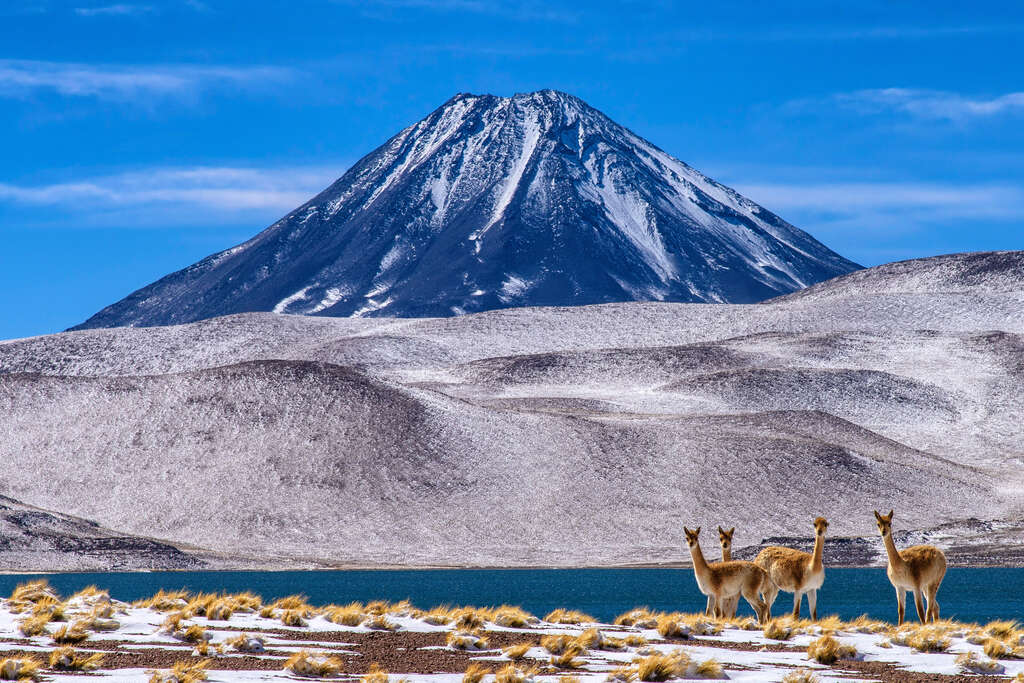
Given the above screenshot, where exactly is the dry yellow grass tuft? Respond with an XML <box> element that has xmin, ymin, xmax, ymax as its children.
<box><xmin>422</xmin><ymin>607</ymin><xmax>453</xmax><ymax>625</ymax></box>
<box><xmin>907</xmin><ymin>627</ymin><xmax>952</xmax><ymax>652</ymax></box>
<box><xmin>807</xmin><ymin>635</ymin><xmax>857</xmax><ymax>664</ymax></box>
<box><xmin>503</xmin><ymin>643</ymin><xmax>532</xmax><ymax>661</ymax></box>
<box><xmin>956</xmin><ymin>651</ymin><xmax>1005</xmax><ymax>674</ymax></box>
<box><xmin>633</xmin><ymin>651</ymin><xmax>690</xmax><ymax>681</ymax></box>
<box><xmin>363</xmin><ymin>614</ymin><xmax>399</xmax><ymax>631</ymax></box>
<box><xmin>451</xmin><ymin>607</ymin><xmax>488</xmax><ymax>630</ymax></box>
<box><xmin>494</xmin><ymin>663</ymin><xmax>537</xmax><ymax>683</ymax></box>
<box><xmin>677</xmin><ymin>614</ymin><xmax>723</xmax><ymax>636</ymax></box>
<box><xmin>10</xmin><ymin>581</ymin><xmax>57</xmax><ymax>606</ymax></box>
<box><xmin>605</xmin><ymin>665</ymin><xmax>638</xmax><ymax>683</ymax></box>
<box><xmin>51</xmin><ymin>622</ymin><xmax>90</xmax><ymax>644</ymax></box>
<box><xmin>204</xmin><ymin>598</ymin><xmax>234</xmax><ymax>621</ymax></box>
<box><xmin>540</xmin><ymin>635</ymin><xmax>579</xmax><ymax>655</ymax></box>
<box><xmin>365</xmin><ymin>601</ymin><xmax>391</xmax><ymax>616</ymax></box>
<box><xmin>847</xmin><ymin>614</ymin><xmax>889</xmax><ymax>634</ymax></box>
<box><xmin>48</xmin><ymin>647</ymin><xmax>104</xmax><ymax>672</ymax></box>
<box><xmin>17</xmin><ymin>615</ymin><xmax>51</xmax><ymax>638</ymax></box>
<box><xmin>614</xmin><ymin>608</ymin><xmax>657</xmax><ymax>628</ymax></box>
<box><xmin>550</xmin><ymin>651</ymin><xmax>585</xmax><ymax>669</ymax></box>
<box><xmin>558</xmin><ymin>676</ymin><xmax>581</xmax><ymax>683</ymax></box>
<box><xmin>543</xmin><ymin>609</ymin><xmax>594</xmax><ymax>625</ymax></box>
<box><xmin>325</xmin><ymin>604</ymin><xmax>366</xmax><ymax>626</ymax></box>
<box><xmin>280</xmin><ymin>609</ymin><xmax>309</xmax><ymax>628</ymax></box>
<box><xmin>462</xmin><ymin>663</ymin><xmax>488</xmax><ymax>683</ymax></box>
<box><xmin>362</xmin><ymin>664</ymin><xmax>397</xmax><ymax>683</ymax></box>
<box><xmin>31</xmin><ymin>597</ymin><xmax>65</xmax><ymax>622</ymax></box>
<box><xmin>148</xmin><ymin>659</ymin><xmax>211</xmax><ymax>683</ymax></box>
<box><xmin>693</xmin><ymin>658</ymin><xmax>725</xmax><ymax>679</ymax></box>
<box><xmin>492</xmin><ymin>606</ymin><xmax>535</xmax><ymax>628</ymax></box>
<box><xmin>447</xmin><ymin>631</ymin><xmax>489</xmax><ymax>651</ymax></box>
<box><xmin>982</xmin><ymin>637</ymin><xmax>1024</xmax><ymax>659</ymax></box>
<box><xmin>135</xmin><ymin>589</ymin><xmax>190</xmax><ymax>612</ymax></box>
<box><xmin>273</xmin><ymin>594</ymin><xmax>312</xmax><ymax>612</ymax></box>
<box><xmin>0</xmin><ymin>658</ymin><xmax>41</xmax><ymax>681</ymax></box>
<box><xmin>227</xmin><ymin>634</ymin><xmax>266</xmax><ymax>653</ymax></box>
<box><xmin>623</xmin><ymin>634</ymin><xmax>648</xmax><ymax>648</ymax></box>
<box><xmin>655</xmin><ymin>613</ymin><xmax>690</xmax><ymax>639</ymax></box>
<box><xmin>984</xmin><ymin>620</ymin><xmax>1020</xmax><ymax>640</ymax></box>
<box><xmin>780</xmin><ymin>670</ymin><xmax>821</xmax><ymax>683</ymax></box>
<box><xmin>762</xmin><ymin>620</ymin><xmax>793</xmax><ymax>641</ymax></box>
<box><xmin>283</xmin><ymin>651</ymin><xmax>343</xmax><ymax>678</ymax></box>
<box><xmin>815</xmin><ymin>615</ymin><xmax>844</xmax><ymax>633</ymax></box>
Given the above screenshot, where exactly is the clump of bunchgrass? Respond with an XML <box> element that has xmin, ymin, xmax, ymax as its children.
<box><xmin>492</xmin><ymin>605</ymin><xmax>535</xmax><ymax>627</ymax></box>
<box><xmin>422</xmin><ymin>607</ymin><xmax>452</xmax><ymax>625</ymax></box>
<box><xmin>324</xmin><ymin>603</ymin><xmax>366</xmax><ymax>627</ymax></box>
<box><xmin>807</xmin><ymin>635</ymin><xmax>857</xmax><ymax>664</ymax></box>
<box><xmin>655</xmin><ymin>613</ymin><xmax>691</xmax><ymax>639</ymax></box>
<box><xmin>18</xmin><ymin>615</ymin><xmax>52</xmax><ymax>638</ymax></box>
<box><xmin>363</xmin><ymin>614</ymin><xmax>398</xmax><ymax>631</ymax></box>
<box><xmin>283</xmin><ymin>651</ymin><xmax>342</xmax><ymax>678</ymax></box>
<box><xmin>204</xmin><ymin>598</ymin><xmax>234</xmax><ymax>621</ymax></box>
<box><xmin>692</xmin><ymin>658</ymin><xmax>725</xmax><ymax>679</ymax></box>
<box><xmin>623</xmin><ymin>634</ymin><xmax>647</xmax><ymax>648</ymax></box>
<box><xmin>451</xmin><ymin>607</ymin><xmax>487</xmax><ymax>630</ymax></box>
<box><xmin>362</xmin><ymin>664</ymin><xmax>402</xmax><ymax>683</ymax></box>
<box><xmin>614</xmin><ymin>608</ymin><xmax>657</xmax><ymax>628</ymax></box>
<box><xmin>10</xmin><ymin>580</ymin><xmax>58</xmax><ymax>606</ymax></box>
<box><xmin>780</xmin><ymin>670</ymin><xmax>821</xmax><ymax>683</ymax></box>
<box><xmin>956</xmin><ymin>651</ymin><xmax>1005</xmax><ymax>674</ymax></box>
<box><xmin>192</xmin><ymin>640</ymin><xmax>225</xmax><ymax>657</ymax></box>
<box><xmin>0</xmin><ymin>658</ymin><xmax>41</xmax><ymax>681</ymax></box>
<box><xmin>48</xmin><ymin>647</ymin><xmax>104</xmax><ymax>672</ymax></box>
<box><xmin>550</xmin><ymin>651</ymin><xmax>585</xmax><ymax>669</ymax></box>
<box><xmin>135</xmin><ymin>589</ymin><xmax>190</xmax><ymax>612</ymax></box>
<box><xmin>633</xmin><ymin>651</ymin><xmax>691</xmax><ymax>681</ymax></box>
<box><xmin>462</xmin><ymin>663</ymin><xmax>488</xmax><ymax>683</ymax></box>
<box><xmin>280</xmin><ymin>609</ymin><xmax>309</xmax><ymax>628</ymax></box>
<box><xmin>51</xmin><ymin>621</ymin><xmax>90</xmax><ymax>644</ymax></box>
<box><xmin>543</xmin><ymin>609</ymin><xmax>594</xmax><ymax>625</ymax></box>
<box><xmin>540</xmin><ymin>635</ymin><xmax>579</xmax><ymax>656</ymax></box>
<box><xmin>762</xmin><ymin>620</ymin><xmax>793</xmax><ymax>641</ymax></box>
<box><xmin>906</xmin><ymin>627</ymin><xmax>952</xmax><ymax>652</ymax></box>
<box><xmin>503</xmin><ymin>643</ymin><xmax>532</xmax><ymax>661</ymax></box>
<box><xmin>494</xmin><ymin>663</ymin><xmax>537</xmax><ymax>683</ymax></box>
<box><xmin>847</xmin><ymin>614</ymin><xmax>889</xmax><ymax>634</ymax></box>
<box><xmin>148</xmin><ymin>659</ymin><xmax>211</xmax><ymax>683</ymax></box>
<box><xmin>227</xmin><ymin>634</ymin><xmax>266</xmax><ymax>653</ymax></box>
<box><xmin>447</xmin><ymin>631</ymin><xmax>489</xmax><ymax>651</ymax></box>
<box><xmin>605</xmin><ymin>665</ymin><xmax>637</xmax><ymax>683</ymax></box>
<box><xmin>677</xmin><ymin>613</ymin><xmax>722</xmax><ymax>636</ymax></box>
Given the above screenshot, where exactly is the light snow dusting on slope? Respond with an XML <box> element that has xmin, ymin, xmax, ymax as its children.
<box><xmin>272</xmin><ymin>286</ymin><xmax>312</xmax><ymax>314</ymax></box>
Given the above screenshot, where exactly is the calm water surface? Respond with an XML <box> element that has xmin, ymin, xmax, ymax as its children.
<box><xmin>1</xmin><ymin>569</ymin><xmax>1021</xmax><ymax>624</ymax></box>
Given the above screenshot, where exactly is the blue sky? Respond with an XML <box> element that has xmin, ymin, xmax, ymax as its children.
<box><xmin>1</xmin><ymin>0</ymin><xmax>1022</xmax><ymax>340</ymax></box>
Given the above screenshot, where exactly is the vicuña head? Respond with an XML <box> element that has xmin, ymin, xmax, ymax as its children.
<box><xmin>814</xmin><ymin>517</ymin><xmax>829</xmax><ymax>536</ymax></box>
<box><xmin>717</xmin><ymin>526</ymin><xmax>734</xmax><ymax>554</ymax></box>
<box><xmin>684</xmin><ymin>526</ymin><xmax>701</xmax><ymax>547</ymax></box>
<box><xmin>873</xmin><ymin>509</ymin><xmax>894</xmax><ymax>536</ymax></box>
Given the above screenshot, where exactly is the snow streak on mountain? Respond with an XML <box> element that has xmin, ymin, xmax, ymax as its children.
<box><xmin>74</xmin><ymin>90</ymin><xmax>861</xmax><ymax>329</ymax></box>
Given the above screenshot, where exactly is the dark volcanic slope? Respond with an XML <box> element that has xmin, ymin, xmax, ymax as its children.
<box><xmin>0</xmin><ymin>495</ymin><xmax>205</xmax><ymax>570</ymax></box>
<box><xmin>73</xmin><ymin>90</ymin><xmax>858</xmax><ymax>330</ymax></box>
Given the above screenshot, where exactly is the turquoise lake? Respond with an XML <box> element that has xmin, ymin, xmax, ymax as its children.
<box><xmin>1</xmin><ymin>568</ymin><xmax>1021</xmax><ymax>624</ymax></box>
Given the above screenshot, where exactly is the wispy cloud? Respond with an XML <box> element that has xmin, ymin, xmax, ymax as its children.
<box><xmin>74</xmin><ymin>3</ymin><xmax>153</xmax><ymax>16</ymax></box>
<box><xmin>832</xmin><ymin>88</ymin><xmax>1024</xmax><ymax>122</ymax></box>
<box><xmin>733</xmin><ymin>180</ymin><xmax>1024</xmax><ymax>235</ymax></box>
<box><xmin>0</xmin><ymin>166</ymin><xmax>343</xmax><ymax>225</ymax></box>
<box><xmin>336</xmin><ymin>0</ymin><xmax>578</xmax><ymax>23</ymax></box>
<box><xmin>0</xmin><ymin>60</ymin><xmax>294</xmax><ymax>102</ymax></box>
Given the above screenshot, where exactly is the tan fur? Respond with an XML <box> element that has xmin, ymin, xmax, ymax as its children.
<box><xmin>684</xmin><ymin>526</ymin><xmax>769</xmax><ymax>623</ymax></box>
<box><xmin>873</xmin><ymin>510</ymin><xmax>947</xmax><ymax>625</ymax></box>
<box><xmin>717</xmin><ymin>527</ymin><xmax>740</xmax><ymax>619</ymax></box>
<box><xmin>754</xmin><ymin>517</ymin><xmax>828</xmax><ymax>621</ymax></box>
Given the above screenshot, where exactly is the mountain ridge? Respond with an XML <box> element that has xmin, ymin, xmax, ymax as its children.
<box><xmin>73</xmin><ymin>89</ymin><xmax>859</xmax><ymax>330</ymax></box>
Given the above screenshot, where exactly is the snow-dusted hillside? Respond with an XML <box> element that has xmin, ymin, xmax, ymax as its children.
<box><xmin>72</xmin><ymin>90</ymin><xmax>858</xmax><ymax>330</ymax></box>
<box><xmin>1</xmin><ymin>252</ymin><xmax>1022</xmax><ymax>568</ymax></box>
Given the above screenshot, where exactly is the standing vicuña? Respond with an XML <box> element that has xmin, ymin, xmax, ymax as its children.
<box><xmin>684</xmin><ymin>526</ymin><xmax>769</xmax><ymax>623</ymax></box>
<box><xmin>717</xmin><ymin>526</ymin><xmax>740</xmax><ymax>618</ymax></box>
<box><xmin>874</xmin><ymin>510</ymin><xmax>946</xmax><ymax>624</ymax></box>
<box><xmin>754</xmin><ymin>517</ymin><xmax>828</xmax><ymax>620</ymax></box>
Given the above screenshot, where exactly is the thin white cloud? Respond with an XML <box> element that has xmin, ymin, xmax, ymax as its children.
<box><xmin>74</xmin><ymin>4</ymin><xmax>153</xmax><ymax>16</ymax></box>
<box><xmin>0</xmin><ymin>60</ymin><xmax>294</xmax><ymax>101</ymax></box>
<box><xmin>338</xmin><ymin>0</ymin><xmax>578</xmax><ymax>22</ymax></box>
<box><xmin>832</xmin><ymin>88</ymin><xmax>1024</xmax><ymax>122</ymax></box>
<box><xmin>733</xmin><ymin>181</ymin><xmax>1024</xmax><ymax>235</ymax></box>
<box><xmin>0</xmin><ymin>166</ymin><xmax>342</xmax><ymax>218</ymax></box>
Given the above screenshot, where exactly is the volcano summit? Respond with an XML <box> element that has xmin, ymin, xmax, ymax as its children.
<box><xmin>75</xmin><ymin>90</ymin><xmax>859</xmax><ymax>329</ymax></box>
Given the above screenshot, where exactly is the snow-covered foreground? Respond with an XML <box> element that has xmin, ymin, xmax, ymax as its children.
<box><xmin>1</xmin><ymin>581</ymin><xmax>1023</xmax><ymax>682</ymax></box>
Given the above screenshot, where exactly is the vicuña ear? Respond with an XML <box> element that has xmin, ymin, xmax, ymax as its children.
<box><xmin>873</xmin><ymin>510</ymin><xmax>882</xmax><ymax>521</ymax></box>
<box><xmin>887</xmin><ymin>509</ymin><xmax>894</xmax><ymax>520</ymax></box>
<box><xmin>728</xmin><ymin>527</ymin><xmax>735</xmax><ymax>535</ymax></box>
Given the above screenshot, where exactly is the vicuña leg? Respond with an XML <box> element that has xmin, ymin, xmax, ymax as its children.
<box><xmin>807</xmin><ymin>589</ymin><xmax>818</xmax><ymax>621</ymax></box>
<box><xmin>705</xmin><ymin>595</ymin><xmax>714</xmax><ymax>617</ymax></box>
<box><xmin>926</xmin><ymin>583</ymin><xmax>940</xmax><ymax>623</ymax></box>
<box><xmin>913</xmin><ymin>589</ymin><xmax>926</xmax><ymax>623</ymax></box>
<box><xmin>896</xmin><ymin>586</ymin><xmax>906</xmax><ymax>626</ymax></box>
<box><xmin>791</xmin><ymin>591</ymin><xmax>802</xmax><ymax>619</ymax></box>
<box><xmin>742</xmin><ymin>587</ymin><xmax>768</xmax><ymax>624</ymax></box>
<box><xmin>761</xmin><ymin>583</ymin><xmax>778</xmax><ymax>621</ymax></box>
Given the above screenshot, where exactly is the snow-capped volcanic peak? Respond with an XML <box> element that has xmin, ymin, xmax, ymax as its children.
<box><xmin>74</xmin><ymin>90</ymin><xmax>860</xmax><ymax>329</ymax></box>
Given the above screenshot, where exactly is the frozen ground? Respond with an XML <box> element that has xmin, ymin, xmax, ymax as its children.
<box><xmin>1</xmin><ymin>585</ymin><xmax>1022</xmax><ymax>682</ymax></box>
<box><xmin>0</xmin><ymin>251</ymin><xmax>1022</xmax><ymax>568</ymax></box>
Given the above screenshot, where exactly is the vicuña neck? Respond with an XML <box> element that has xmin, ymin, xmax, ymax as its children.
<box><xmin>690</xmin><ymin>543</ymin><xmax>710</xmax><ymax>575</ymax></box>
<box><xmin>722</xmin><ymin>546</ymin><xmax>731</xmax><ymax>562</ymax></box>
<box><xmin>811</xmin><ymin>532</ymin><xmax>824</xmax><ymax>571</ymax></box>
<box><xmin>882</xmin><ymin>532</ymin><xmax>906</xmax><ymax>571</ymax></box>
